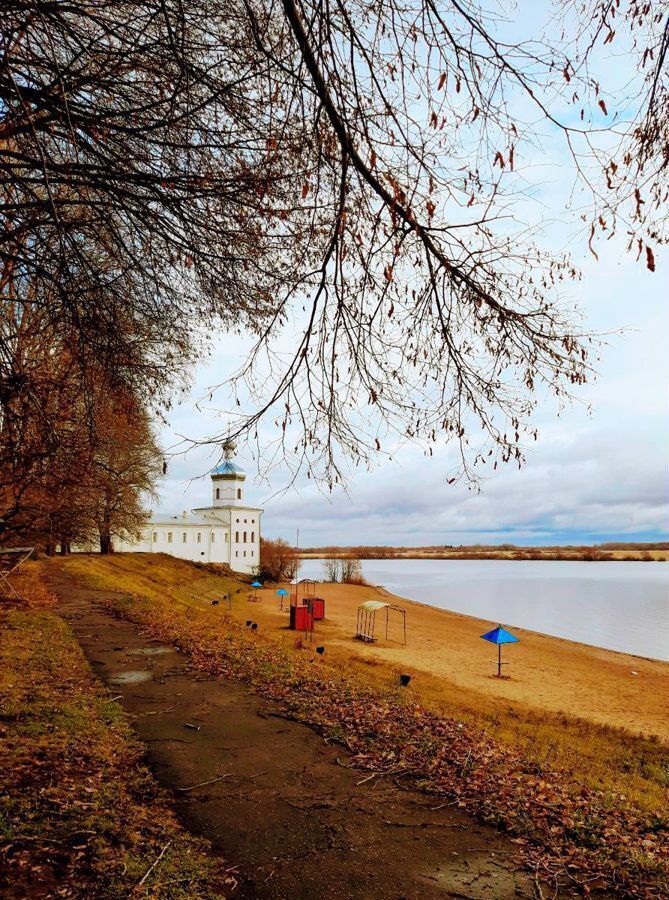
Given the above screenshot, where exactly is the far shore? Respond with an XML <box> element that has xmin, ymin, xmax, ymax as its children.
<box><xmin>299</xmin><ymin>542</ymin><xmax>669</xmax><ymax>562</ymax></box>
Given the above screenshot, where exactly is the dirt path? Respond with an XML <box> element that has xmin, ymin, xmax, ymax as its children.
<box><xmin>49</xmin><ymin>571</ymin><xmax>564</xmax><ymax>899</ymax></box>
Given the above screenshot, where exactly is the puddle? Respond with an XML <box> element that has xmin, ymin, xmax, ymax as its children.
<box><xmin>126</xmin><ymin>646</ymin><xmax>172</xmax><ymax>657</ymax></box>
<box><xmin>109</xmin><ymin>670</ymin><xmax>153</xmax><ymax>685</ymax></box>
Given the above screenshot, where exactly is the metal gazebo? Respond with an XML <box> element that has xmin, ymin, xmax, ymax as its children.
<box><xmin>355</xmin><ymin>600</ymin><xmax>406</xmax><ymax>645</ymax></box>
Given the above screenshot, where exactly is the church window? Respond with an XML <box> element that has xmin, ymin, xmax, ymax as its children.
<box><xmin>251</xmin><ymin>550</ymin><xmax>254</xmax><ymax>557</ymax></box>
<box><xmin>152</xmin><ymin>532</ymin><xmax>157</xmax><ymax>542</ymax></box>
<box><xmin>243</xmin><ymin>550</ymin><xmax>246</xmax><ymax>557</ymax></box>
<box><xmin>167</xmin><ymin>532</ymin><xmax>173</xmax><ymax>543</ymax></box>
<box><xmin>251</xmin><ymin>531</ymin><xmax>254</xmax><ymax>543</ymax></box>
<box><xmin>235</xmin><ymin>550</ymin><xmax>238</xmax><ymax>557</ymax></box>
<box><xmin>237</xmin><ymin>488</ymin><xmax>242</xmax><ymax>499</ymax></box>
<box><xmin>216</xmin><ymin>488</ymin><xmax>220</xmax><ymax>500</ymax></box>
<box><xmin>243</xmin><ymin>531</ymin><xmax>247</xmax><ymax>543</ymax></box>
<box><xmin>235</xmin><ymin>531</ymin><xmax>239</xmax><ymax>542</ymax></box>
<box><xmin>182</xmin><ymin>533</ymin><xmax>187</xmax><ymax>543</ymax></box>
<box><xmin>211</xmin><ymin>533</ymin><xmax>215</xmax><ymax>542</ymax></box>
<box><xmin>197</xmin><ymin>533</ymin><xmax>201</xmax><ymax>543</ymax></box>
<box><xmin>244</xmin><ymin>518</ymin><xmax>247</xmax><ymax>523</ymax></box>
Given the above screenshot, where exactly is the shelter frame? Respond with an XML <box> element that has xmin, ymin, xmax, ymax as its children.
<box><xmin>355</xmin><ymin>600</ymin><xmax>406</xmax><ymax>645</ymax></box>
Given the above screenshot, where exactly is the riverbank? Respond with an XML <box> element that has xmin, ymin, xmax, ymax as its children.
<box><xmin>271</xmin><ymin>580</ymin><xmax>668</xmax><ymax>740</ymax></box>
<box><xmin>58</xmin><ymin>554</ymin><xmax>668</xmax><ymax>817</ymax></box>
<box><xmin>45</xmin><ymin>554</ymin><xmax>669</xmax><ymax>895</ymax></box>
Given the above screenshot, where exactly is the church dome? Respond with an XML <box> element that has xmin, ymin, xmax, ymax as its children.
<box><xmin>211</xmin><ymin>460</ymin><xmax>246</xmax><ymax>480</ymax></box>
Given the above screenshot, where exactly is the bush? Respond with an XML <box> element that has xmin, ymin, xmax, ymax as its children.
<box><xmin>258</xmin><ymin>537</ymin><xmax>297</xmax><ymax>582</ymax></box>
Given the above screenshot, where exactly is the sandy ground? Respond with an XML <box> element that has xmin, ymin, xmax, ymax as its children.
<box><xmin>239</xmin><ymin>581</ymin><xmax>669</xmax><ymax>741</ymax></box>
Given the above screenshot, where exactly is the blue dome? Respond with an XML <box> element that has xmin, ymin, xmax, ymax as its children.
<box><xmin>211</xmin><ymin>460</ymin><xmax>246</xmax><ymax>479</ymax></box>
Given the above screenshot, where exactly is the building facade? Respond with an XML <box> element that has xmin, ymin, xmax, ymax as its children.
<box><xmin>115</xmin><ymin>443</ymin><xmax>262</xmax><ymax>574</ymax></box>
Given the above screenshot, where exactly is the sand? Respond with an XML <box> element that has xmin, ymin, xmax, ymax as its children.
<box><xmin>240</xmin><ymin>580</ymin><xmax>669</xmax><ymax>741</ymax></box>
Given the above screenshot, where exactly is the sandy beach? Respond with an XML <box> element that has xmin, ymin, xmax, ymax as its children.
<box><xmin>242</xmin><ymin>580</ymin><xmax>669</xmax><ymax>741</ymax></box>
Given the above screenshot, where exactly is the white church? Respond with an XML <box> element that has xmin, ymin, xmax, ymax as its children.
<box><xmin>116</xmin><ymin>442</ymin><xmax>262</xmax><ymax>574</ymax></box>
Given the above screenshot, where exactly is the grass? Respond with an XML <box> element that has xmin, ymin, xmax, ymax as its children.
<box><xmin>0</xmin><ymin>564</ymin><xmax>228</xmax><ymax>899</ymax></box>
<box><xmin>52</xmin><ymin>553</ymin><xmax>668</xmax><ymax>897</ymax></box>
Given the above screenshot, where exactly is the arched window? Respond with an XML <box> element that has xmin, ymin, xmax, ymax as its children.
<box><xmin>243</xmin><ymin>531</ymin><xmax>247</xmax><ymax>543</ymax></box>
<box><xmin>216</xmin><ymin>488</ymin><xmax>220</xmax><ymax>500</ymax></box>
<box><xmin>182</xmin><ymin>532</ymin><xmax>187</xmax><ymax>543</ymax></box>
<box><xmin>251</xmin><ymin>531</ymin><xmax>254</xmax><ymax>543</ymax></box>
<box><xmin>167</xmin><ymin>532</ymin><xmax>173</xmax><ymax>543</ymax></box>
<box><xmin>235</xmin><ymin>531</ymin><xmax>239</xmax><ymax>542</ymax></box>
<box><xmin>152</xmin><ymin>532</ymin><xmax>158</xmax><ymax>542</ymax></box>
<box><xmin>237</xmin><ymin>488</ymin><xmax>242</xmax><ymax>499</ymax></box>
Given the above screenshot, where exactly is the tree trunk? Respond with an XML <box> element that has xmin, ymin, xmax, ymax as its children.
<box><xmin>99</xmin><ymin>503</ymin><xmax>113</xmax><ymax>554</ymax></box>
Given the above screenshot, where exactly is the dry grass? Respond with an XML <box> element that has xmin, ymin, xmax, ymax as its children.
<box><xmin>0</xmin><ymin>563</ymin><xmax>228</xmax><ymax>899</ymax></box>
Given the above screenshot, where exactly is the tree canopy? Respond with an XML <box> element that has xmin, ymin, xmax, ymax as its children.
<box><xmin>1</xmin><ymin>0</ymin><xmax>666</xmax><ymax>512</ymax></box>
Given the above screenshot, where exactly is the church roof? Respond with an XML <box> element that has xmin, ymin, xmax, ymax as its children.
<box><xmin>211</xmin><ymin>460</ymin><xmax>246</xmax><ymax>479</ymax></box>
<box><xmin>149</xmin><ymin>513</ymin><xmax>226</xmax><ymax>527</ymax></box>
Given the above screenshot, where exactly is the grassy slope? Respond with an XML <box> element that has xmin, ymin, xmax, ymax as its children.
<box><xmin>56</xmin><ymin>553</ymin><xmax>668</xmax><ymax>897</ymax></box>
<box><xmin>0</xmin><ymin>564</ymin><xmax>228</xmax><ymax>899</ymax></box>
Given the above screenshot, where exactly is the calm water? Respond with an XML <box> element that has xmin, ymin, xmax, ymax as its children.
<box><xmin>299</xmin><ymin>558</ymin><xmax>669</xmax><ymax>661</ymax></box>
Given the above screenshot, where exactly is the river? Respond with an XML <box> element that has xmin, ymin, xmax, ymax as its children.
<box><xmin>298</xmin><ymin>558</ymin><xmax>669</xmax><ymax>661</ymax></box>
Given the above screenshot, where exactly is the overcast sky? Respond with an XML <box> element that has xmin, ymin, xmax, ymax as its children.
<box><xmin>154</xmin><ymin>7</ymin><xmax>668</xmax><ymax>548</ymax></box>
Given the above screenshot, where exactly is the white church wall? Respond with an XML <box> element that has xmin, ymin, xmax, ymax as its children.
<box><xmin>113</xmin><ymin>443</ymin><xmax>262</xmax><ymax>575</ymax></box>
<box><xmin>229</xmin><ymin>508</ymin><xmax>260</xmax><ymax>575</ymax></box>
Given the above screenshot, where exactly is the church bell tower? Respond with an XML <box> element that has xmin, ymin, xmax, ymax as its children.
<box><xmin>211</xmin><ymin>439</ymin><xmax>247</xmax><ymax>507</ymax></box>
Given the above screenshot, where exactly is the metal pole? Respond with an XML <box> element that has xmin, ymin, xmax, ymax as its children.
<box><xmin>497</xmin><ymin>643</ymin><xmax>502</xmax><ymax>677</ymax></box>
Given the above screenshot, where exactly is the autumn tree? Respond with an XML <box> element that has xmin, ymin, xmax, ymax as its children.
<box><xmin>0</xmin><ymin>302</ymin><xmax>161</xmax><ymax>552</ymax></box>
<box><xmin>259</xmin><ymin>537</ymin><xmax>298</xmax><ymax>582</ymax></box>
<box><xmin>339</xmin><ymin>558</ymin><xmax>364</xmax><ymax>585</ymax></box>
<box><xmin>323</xmin><ymin>555</ymin><xmax>342</xmax><ymax>582</ymax></box>
<box><xmin>87</xmin><ymin>395</ymin><xmax>162</xmax><ymax>555</ymax></box>
<box><xmin>1</xmin><ymin>0</ymin><xmax>666</xmax><ymax>491</ymax></box>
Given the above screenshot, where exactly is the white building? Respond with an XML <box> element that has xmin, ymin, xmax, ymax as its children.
<box><xmin>115</xmin><ymin>442</ymin><xmax>262</xmax><ymax>574</ymax></box>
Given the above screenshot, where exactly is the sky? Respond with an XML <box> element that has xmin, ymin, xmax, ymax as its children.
<box><xmin>153</xmin><ymin>6</ymin><xmax>668</xmax><ymax>548</ymax></box>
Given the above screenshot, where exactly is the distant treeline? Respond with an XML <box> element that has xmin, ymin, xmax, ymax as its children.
<box><xmin>300</xmin><ymin>542</ymin><xmax>669</xmax><ymax>562</ymax></box>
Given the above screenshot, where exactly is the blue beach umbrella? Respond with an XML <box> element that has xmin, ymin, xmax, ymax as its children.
<box><xmin>276</xmin><ymin>587</ymin><xmax>289</xmax><ymax>610</ymax></box>
<box><xmin>481</xmin><ymin>624</ymin><xmax>519</xmax><ymax>678</ymax></box>
<box><xmin>251</xmin><ymin>581</ymin><xmax>263</xmax><ymax>588</ymax></box>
